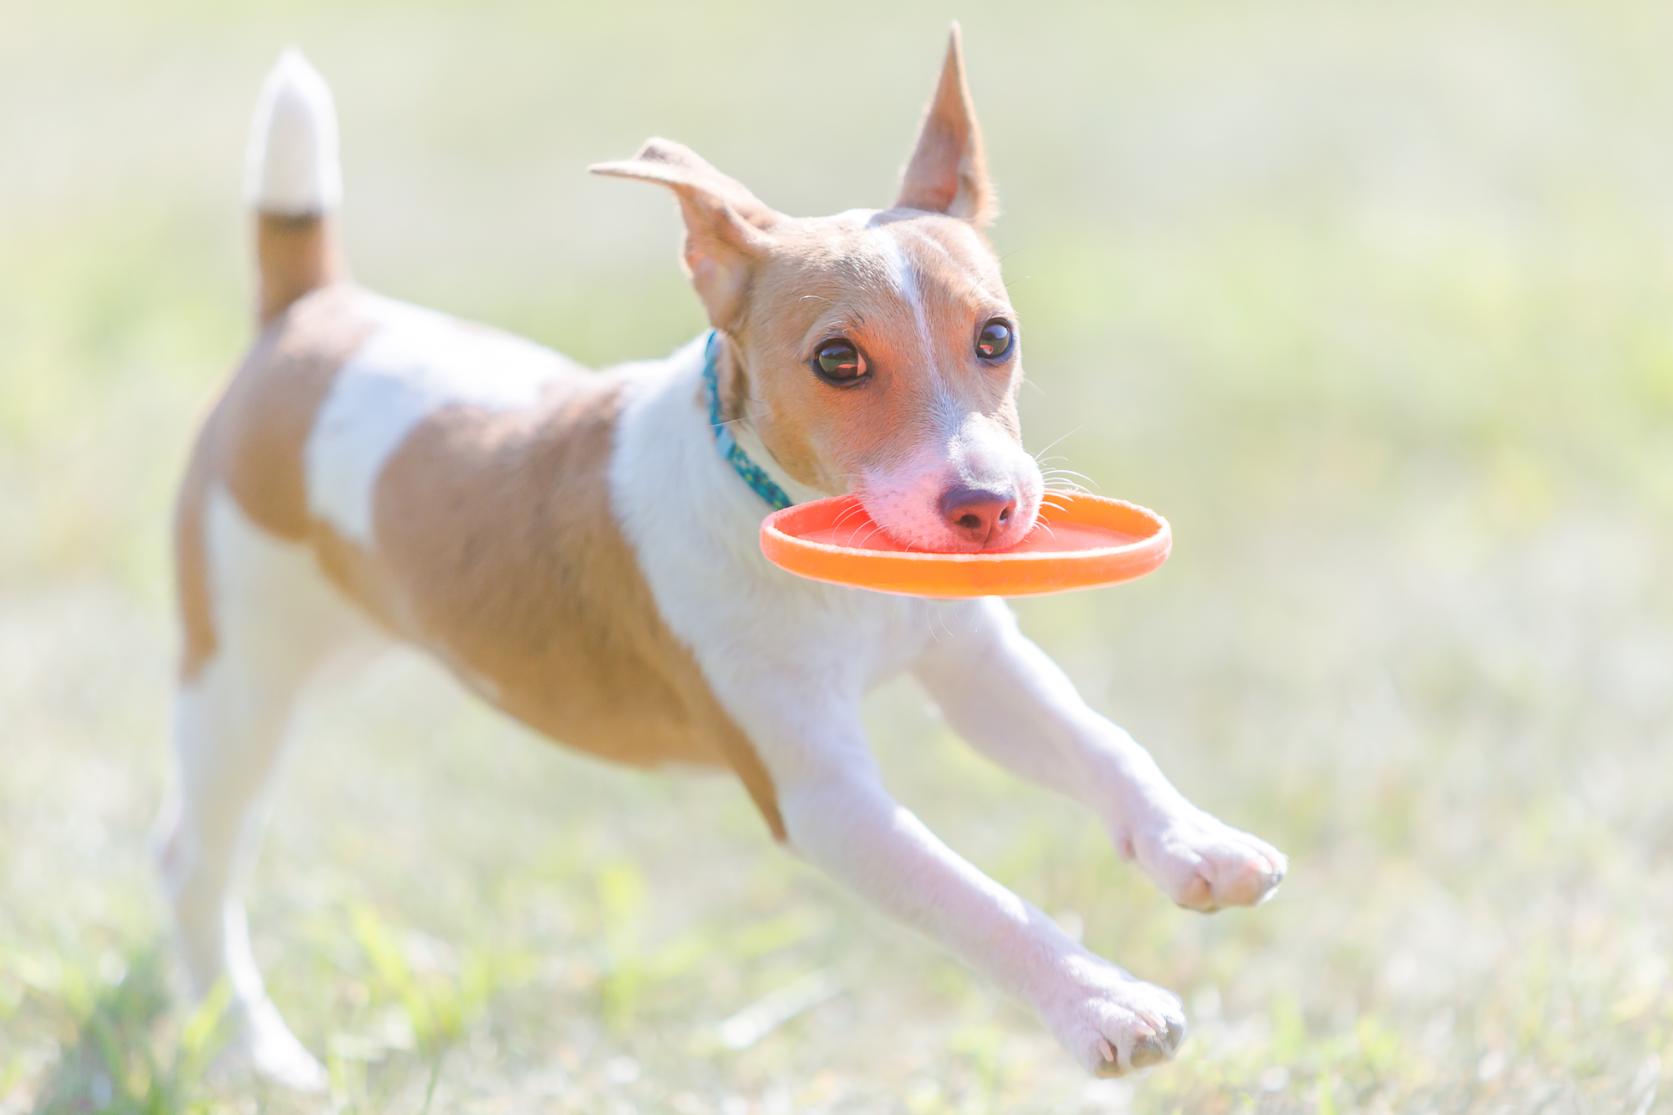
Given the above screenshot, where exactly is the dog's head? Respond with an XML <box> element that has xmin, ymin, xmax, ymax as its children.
<box><xmin>594</xmin><ymin>27</ymin><xmax>1041</xmax><ymax>551</ymax></box>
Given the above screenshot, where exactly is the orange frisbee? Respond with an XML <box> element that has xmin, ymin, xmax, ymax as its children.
<box><xmin>759</xmin><ymin>492</ymin><xmax>1171</xmax><ymax>598</ymax></box>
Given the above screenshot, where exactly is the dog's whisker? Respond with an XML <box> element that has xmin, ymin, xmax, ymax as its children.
<box><xmin>831</xmin><ymin>506</ymin><xmax>869</xmax><ymax>536</ymax></box>
<box><xmin>1030</xmin><ymin>427</ymin><xmax>1085</xmax><ymax>461</ymax></box>
<box><xmin>1041</xmin><ymin>467</ymin><xmax>1097</xmax><ymax>486</ymax></box>
<box><xmin>853</xmin><ymin>524</ymin><xmax>889</xmax><ymax>550</ymax></box>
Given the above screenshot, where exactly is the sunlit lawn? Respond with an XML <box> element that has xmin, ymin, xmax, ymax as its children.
<box><xmin>3</xmin><ymin>2</ymin><xmax>1672</xmax><ymax>1112</ymax></box>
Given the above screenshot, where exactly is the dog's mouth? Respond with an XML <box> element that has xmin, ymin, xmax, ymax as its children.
<box><xmin>852</xmin><ymin>489</ymin><xmax>1041</xmax><ymax>554</ymax></box>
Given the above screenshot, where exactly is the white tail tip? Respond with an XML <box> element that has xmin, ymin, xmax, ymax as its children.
<box><xmin>245</xmin><ymin>49</ymin><xmax>342</xmax><ymax>216</ymax></box>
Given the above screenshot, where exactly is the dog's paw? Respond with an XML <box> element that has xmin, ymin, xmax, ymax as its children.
<box><xmin>219</xmin><ymin>999</ymin><xmax>329</xmax><ymax>1093</ymax></box>
<box><xmin>1116</xmin><ymin>806</ymin><xmax>1286</xmax><ymax>913</ymax></box>
<box><xmin>1033</xmin><ymin>955</ymin><xmax>1188</xmax><ymax>1077</ymax></box>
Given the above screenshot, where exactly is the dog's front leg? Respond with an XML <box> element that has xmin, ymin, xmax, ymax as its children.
<box><xmin>726</xmin><ymin>679</ymin><xmax>1185</xmax><ymax>1076</ymax></box>
<box><xmin>914</xmin><ymin>598</ymin><xmax>1286</xmax><ymax>913</ymax></box>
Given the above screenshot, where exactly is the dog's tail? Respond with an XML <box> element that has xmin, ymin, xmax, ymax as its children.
<box><xmin>245</xmin><ymin>49</ymin><xmax>346</xmax><ymax>325</ymax></box>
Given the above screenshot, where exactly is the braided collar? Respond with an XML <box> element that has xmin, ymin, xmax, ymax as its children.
<box><xmin>702</xmin><ymin>330</ymin><xmax>794</xmax><ymax>512</ymax></box>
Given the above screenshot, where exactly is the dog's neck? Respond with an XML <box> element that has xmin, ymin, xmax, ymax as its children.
<box><xmin>700</xmin><ymin>332</ymin><xmax>826</xmax><ymax>511</ymax></box>
<box><xmin>611</xmin><ymin>326</ymin><xmax>937</xmax><ymax>664</ymax></box>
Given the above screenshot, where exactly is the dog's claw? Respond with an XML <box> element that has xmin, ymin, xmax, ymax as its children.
<box><xmin>1120</xmin><ymin>808</ymin><xmax>1288</xmax><ymax>911</ymax></box>
<box><xmin>1037</xmin><ymin>957</ymin><xmax>1188</xmax><ymax>1078</ymax></box>
<box><xmin>1129</xmin><ymin>1032</ymin><xmax>1172</xmax><ymax>1069</ymax></box>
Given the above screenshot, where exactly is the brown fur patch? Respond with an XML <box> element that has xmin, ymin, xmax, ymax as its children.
<box><xmin>222</xmin><ymin>287</ymin><xmax>378</xmax><ymax>540</ymax></box>
<box><xmin>728</xmin><ymin>211</ymin><xmax>1021</xmax><ymax>493</ymax></box>
<box><xmin>173</xmin><ymin>412</ymin><xmax>219</xmax><ymax>682</ymax></box>
<box><xmin>256</xmin><ymin>214</ymin><xmax>345</xmax><ymax>325</ymax></box>
<box><xmin>173</xmin><ymin>284</ymin><xmax>373</xmax><ymax>680</ymax></box>
<box><xmin>356</xmin><ymin>380</ymin><xmax>783</xmax><ymax>832</ymax></box>
<box><xmin>174</xmin><ymin>288</ymin><xmax>783</xmax><ymax>836</ymax></box>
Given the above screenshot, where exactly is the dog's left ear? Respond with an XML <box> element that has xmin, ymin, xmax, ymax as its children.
<box><xmin>895</xmin><ymin>24</ymin><xmax>997</xmax><ymax>227</ymax></box>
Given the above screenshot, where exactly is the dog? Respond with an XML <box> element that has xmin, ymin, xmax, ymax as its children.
<box><xmin>155</xmin><ymin>29</ymin><xmax>1286</xmax><ymax>1090</ymax></box>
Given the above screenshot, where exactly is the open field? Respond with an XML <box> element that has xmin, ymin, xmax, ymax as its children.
<box><xmin>3</xmin><ymin>1</ymin><xmax>1671</xmax><ymax>1111</ymax></box>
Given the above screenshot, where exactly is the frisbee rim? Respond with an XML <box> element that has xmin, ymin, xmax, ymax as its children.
<box><xmin>758</xmin><ymin>492</ymin><xmax>1172</xmax><ymax>597</ymax></box>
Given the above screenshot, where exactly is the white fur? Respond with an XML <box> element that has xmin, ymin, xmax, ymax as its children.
<box><xmin>611</xmin><ymin>337</ymin><xmax>940</xmax><ymax>692</ymax></box>
<box><xmin>858</xmin><ymin>406</ymin><xmax>1045</xmax><ymax>552</ymax></box>
<box><xmin>304</xmin><ymin>297</ymin><xmax>573</xmax><ymax>546</ymax></box>
<box><xmin>872</xmin><ymin>228</ymin><xmax>934</xmax><ymax>361</ymax></box>
<box><xmin>158</xmin><ymin>485</ymin><xmax>376</xmax><ymax>1092</ymax></box>
<box><xmin>246</xmin><ymin>49</ymin><xmax>342</xmax><ymax>216</ymax></box>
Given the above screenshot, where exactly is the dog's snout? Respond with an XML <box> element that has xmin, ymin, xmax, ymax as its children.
<box><xmin>939</xmin><ymin>485</ymin><xmax>1017</xmax><ymax>546</ymax></box>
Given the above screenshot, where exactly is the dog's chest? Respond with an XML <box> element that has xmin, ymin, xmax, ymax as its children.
<box><xmin>608</xmin><ymin>349</ymin><xmax>944</xmax><ymax>697</ymax></box>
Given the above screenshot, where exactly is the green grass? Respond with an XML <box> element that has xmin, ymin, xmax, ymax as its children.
<box><xmin>3</xmin><ymin>0</ymin><xmax>1672</xmax><ymax>1111</ymax></box>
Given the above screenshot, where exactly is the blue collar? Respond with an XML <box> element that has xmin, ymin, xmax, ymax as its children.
<box><xmin>702</xmin><ymin>330</ymin><xmax>795</xmax><ymax>512</ymax></box>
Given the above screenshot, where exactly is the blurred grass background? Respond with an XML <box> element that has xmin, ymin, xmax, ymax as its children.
<box><xmin>3</xmin><ymin>0</ymin><xmax>1672</xmax><ymax>1112</ymax></box>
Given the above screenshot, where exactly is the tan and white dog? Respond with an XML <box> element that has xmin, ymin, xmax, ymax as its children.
<box><xmin>156</xmin><ymin>32</ymin><xmax>1286</xmax><ymax>1090</ymax></box>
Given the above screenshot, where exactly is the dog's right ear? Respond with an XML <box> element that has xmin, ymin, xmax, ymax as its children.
<box><xmin>895</xmin><ymin>25</ymin><xmax>997</xmax><ymax>227</ymax></box>
<box><xmin>591</xmin><ymin>139</ymin><xmax>782</xmax><ymax>330</ymax></box>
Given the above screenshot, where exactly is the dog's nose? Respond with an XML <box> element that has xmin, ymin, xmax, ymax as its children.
<box><xmin>939</xmin><ymin>485</ymin><xmax>1017</xmax><ymax>546</ymax></box>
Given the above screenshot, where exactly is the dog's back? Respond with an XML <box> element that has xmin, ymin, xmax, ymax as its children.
<box><xmin>174</xmin><ymin>53</ymin><xmax>776</xmax><ymax>777</ymax></box>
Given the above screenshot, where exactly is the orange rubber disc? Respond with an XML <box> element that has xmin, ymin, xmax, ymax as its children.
<box><xmin>759</xmin><ymin>492</ymin><xmax>1171</xmax><ymax>598</ymax></box>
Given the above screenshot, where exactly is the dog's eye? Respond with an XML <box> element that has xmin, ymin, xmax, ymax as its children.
<box><xmin>812</xmin><ymin>339</ymin><xmax>868</xmax><ymax>384</ymax></box>
<box><xmin>976</xmin><ymin>319</ymin><xmax>1014</xmax><ymax>362</ymax></box>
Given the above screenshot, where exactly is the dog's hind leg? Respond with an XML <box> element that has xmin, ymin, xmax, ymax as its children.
<box><xmin>157</xmin><ymin>654</ymin><xmax>324</xmax><ymax>1089</ymax></box>
<box><xmin>155</xmin><ymin>485</ymin><xmax>362</xmax><ymax>1092</ymax></box>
